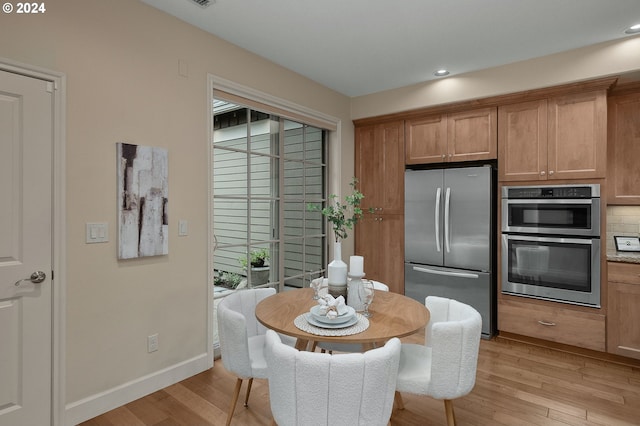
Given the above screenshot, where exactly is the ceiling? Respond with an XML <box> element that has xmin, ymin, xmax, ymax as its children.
<box><xmin>141</xmin><ymin>0</ymin><xmax>640</xmax><ymax>97</ymax></box>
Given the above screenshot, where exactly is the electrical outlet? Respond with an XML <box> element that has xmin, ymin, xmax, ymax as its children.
<box><xmin>148</xmin><ymin>334</ymin><xmax>158</xmax><ymax>353</ymax></box>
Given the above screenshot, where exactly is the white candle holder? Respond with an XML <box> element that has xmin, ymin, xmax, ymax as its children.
<box><xmin>347</xmin><ymin>272</ymin><xmax>366</xmax><ymax>312</ymax></box>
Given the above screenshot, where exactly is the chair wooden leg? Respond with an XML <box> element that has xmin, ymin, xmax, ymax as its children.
<box><xmin>394</xmin><ymin>391</ymin><xmax>405</xmax><ymax>410</ymax></box>
<box><xmin>444</xmin><ymin>399</ymin><xmax>456</xmax><ymax>426</ymax></box>
<box><xmin>310</xmin><ymin>341</ymin><xmax>318</xmax><ymax>352</ymax></box>
<box><xmin>294</xmin><ymin>338</ymin><xmax>310</xmax><ymax>351</ymax></box>
<box><xmin>226</xmin><ymin>378</ymin><xmax>243</xmax><ymax>426</ymax></box>
<box><xmin>244</xmin><ymin>378</ymin><xmax>254</xmax><ymax>407</ymax></box>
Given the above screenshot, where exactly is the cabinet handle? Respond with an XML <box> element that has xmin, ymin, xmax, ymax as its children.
<box><xmin>540</xmin><ymin>171</ymin><xmax>546</xmax><ymax>176</ymax></box>
<box><xmin>442</xmin><ymin>154</ymin><xmax>446</xmax><ymax>160</ymax></box>
<box><xmin>537</xmin><ymin>320</ymin><xmax>556</xmax><ymax>327</ymax></box>
<box><xmin>549</xmin><ymin>170</ymin><xmax>555</xmax><ymax>176</ymax></box>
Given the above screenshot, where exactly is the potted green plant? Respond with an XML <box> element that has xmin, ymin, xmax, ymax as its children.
<box><xmin>308</xmin><ymin>178</ymin><xmax>371</xmax><ymax>297</ymax></box>
<box><xmin>239</xmin><ymin>248</ymin><xmax>270</xmax><ymax>286</ymax></box>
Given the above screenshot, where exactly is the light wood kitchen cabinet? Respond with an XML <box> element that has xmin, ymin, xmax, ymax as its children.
<box><xmin>607</xmin><ymin>89</ymin><xmax>640</xmax><ymax>204</ymax></box>
<box><xmin>355</xmin><ymin>213</ymin><xmax>404</xmax><ymax>294</ymax></box>
<box><xmin>354</xmin><ymin>120</ymin><xmax>405</xmax><ymax>293</ymax></box>
<box><xmin>498</xmin><ymin>298</ymin><xmax>606</xmax><ymax>351</ymax></box>
<box><xmin>405</xmin><ymin>114</ymin><xmax>447</xmax><ymax>164</ymax></box>
<box><xmin>355</xmin><ymin>120</ymin><xmax>404</xmax><ymax>215</ymax></box>
<box><xmin>498</xmin><ymin>99</ymin><xmax>548</xmax><ymax>181</ymax></box>
<box><xmin>498</xmin><ymin>91</ymin><xmax>607</xmax><ymax>182</ymax></box>
<box><xmin>607</xmin><ymin>261</ymin><xmax>640</xmax><ymax>360</ymax></box>
<box><xmin>405</xmin><ymin>107</ymin><xmax>497</xmax><ymax>165</ymax></box>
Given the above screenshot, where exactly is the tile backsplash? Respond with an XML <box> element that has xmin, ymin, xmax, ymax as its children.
<box><xmin>606</xmin><ymin>206</ymin><xmax>640</xmax><ymax>253</ymax></box>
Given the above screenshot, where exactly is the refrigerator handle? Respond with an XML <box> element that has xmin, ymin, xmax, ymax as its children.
<box><xmin>413</xmin><ymin>266</ymin><xmax>479</xmax><ymax>279</ymax></box>
<box><xmin>444</xmin><ymin>187</ymin><xmax>451</xmax><ymax>253</ymax></box>
<box><xmin>435</xmin><ymin>187</ymin><xmax>442</xmax><ymax>252</ymax></box>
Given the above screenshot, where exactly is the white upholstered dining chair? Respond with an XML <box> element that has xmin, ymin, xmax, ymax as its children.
<box><xmin>395</xmin><ymin>295</ymin><xmax>482</xmax><ymax>426</ymax></box>
<box><xmin>265</xmin><ymin>329</ymin><xmax>401</xmax><ymax>426</ymax></box>
<box><xmin>216</xmin><ymin>287</ymin><xmax>289</xmax><ymax>425</ymax></box>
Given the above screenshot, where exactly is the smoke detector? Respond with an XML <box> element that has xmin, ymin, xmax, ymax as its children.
<box><xmin>189</xmin><ymin>0</ymin><xmax>214</xmax><ymax>8</ymax></box>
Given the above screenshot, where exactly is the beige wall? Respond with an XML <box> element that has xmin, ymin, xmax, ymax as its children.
<box><xmin>351</xmin><ymin>35</ymin><xmax>640</xmax><ymax>120</ymax></box>
<box><xmin>0</xmin><ymin>0</ymin><xmax>352</xmax><ymax>409</ymax></box>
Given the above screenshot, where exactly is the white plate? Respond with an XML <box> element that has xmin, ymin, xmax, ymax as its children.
<box><xmin>310</xmin><ymin>305</ymin><xmax>355</xmax><ymax>324</ymax></box>
<box><xmin>305</xmin><ymin>313</ymin><xmax>359</xmax><ymax>329</ymax></box>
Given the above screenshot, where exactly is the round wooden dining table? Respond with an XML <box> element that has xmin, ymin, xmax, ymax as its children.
<box><xmin>255</xmin><ymin>287</ymin><xmax>430</xmax><ymax>351</ymax></box>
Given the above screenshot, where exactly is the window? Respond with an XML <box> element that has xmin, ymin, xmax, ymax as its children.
<box><xmin>212</xmin><ymin>100</ymin><xmax>327</xmax><ymax>290</ymax></box>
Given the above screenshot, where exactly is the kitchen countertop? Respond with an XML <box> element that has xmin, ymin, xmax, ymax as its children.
<box><xmin>607</xmin><ymin>251</ymin><xmax>640</xmax><ymax>264</ymax></box>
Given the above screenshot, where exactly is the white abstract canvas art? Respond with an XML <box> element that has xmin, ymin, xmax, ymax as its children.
<box><xmin>117</xmin><ymin>143</ymin><xmax>168</xmax><ymax>259</ymax></box>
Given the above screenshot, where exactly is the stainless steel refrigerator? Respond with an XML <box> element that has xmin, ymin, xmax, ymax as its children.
<box><xmin>405</xmin><ymin>165</ymin><xmax>495</xmax><ymax>337</ymax></box>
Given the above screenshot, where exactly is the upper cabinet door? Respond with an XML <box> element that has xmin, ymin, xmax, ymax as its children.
<box><xmin>498</xmin><ymin>99</ymin><xmax>548</xmax><ymax>182</ymax></box>
<box><xmin>405</xmin><ymin>114</ymin><xmax>447</xmax><ymax>164</ymax></box>
<box><xmin>355</xmin><ymin>124</ymin><xmax>379</xmax><ymax>211</ymax></box>
<box><xmin>607</xmin><ymin>91</ymin><xmax>640</xmax><ymax>205</ymax></box>
<box><xmin>355</xmin><ymin>120</ymin><xmax>404</xmax><ymax>214</ymax></box>
<box><xmin>547</xmin><ymin>90</ymin><xmax>607</xmax><ymax>180</ymax></box>
<box><xmin>405</xmin><ymin>107</ymin><xmax>497</xmax><ymax>165</ymax></box>
<box><xmin>447</xmin><ymin>107</ymin><xmax>497</xmax><ymax>163</ymax></box>
<box><xmin>498</xmin><ymin>91</ymin><xmax>606</xmax><ymax>182</ymax></box>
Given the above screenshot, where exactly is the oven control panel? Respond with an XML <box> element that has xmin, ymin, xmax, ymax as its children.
<box><xmin>503</xmin><ymin>184</ymin><xmax>599</xmax><ymax>199</ymax></box>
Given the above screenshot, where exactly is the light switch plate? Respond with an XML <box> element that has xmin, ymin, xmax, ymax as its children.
<box><xmin>178</xmin><ymin>220</ymin><xmax>188</xmax><ymax>236</ymax></box>
<box><xmin>86</xmin><ymin>223</ymin><xmax>108</xmax><ymax>243</ymax></box>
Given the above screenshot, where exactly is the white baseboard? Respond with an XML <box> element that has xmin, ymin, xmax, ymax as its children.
<box><xmin>64</xmin><ymin>353</ymin><xmax>212</xmax><ymax>426</ymax></box>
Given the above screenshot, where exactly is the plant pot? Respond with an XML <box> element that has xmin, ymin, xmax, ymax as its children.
<box><xmin>247</xmin><ymin>266</ymin><xmax>270</xmax><ymax>287</ymax></box>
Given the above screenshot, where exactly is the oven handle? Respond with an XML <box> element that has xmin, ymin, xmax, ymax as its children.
<box><xmin>502</xmin><ymin>234</ymin><xmax>597</xmax><ymax>245</ymax></box>
<box><xmin>413</xmin><ymin>266</ymin><xmax>479</xmax><ymax>279</ymax></box>
<box><xmin>503</xmin><ymin>198</ymin><xmax>595</xmax><ymax>205</ymax></box>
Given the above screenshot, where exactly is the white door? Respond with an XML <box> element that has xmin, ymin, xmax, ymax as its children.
<box><xmin>0</xmin><ymin>70</ymin><xmax>53</xmax><ymax>425</ymax></box>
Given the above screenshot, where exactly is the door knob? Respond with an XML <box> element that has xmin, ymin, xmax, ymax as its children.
<box><xmin>14</xmin><ymin>271</ymin><xmax>46</xmax><ymax>286</ymax></box>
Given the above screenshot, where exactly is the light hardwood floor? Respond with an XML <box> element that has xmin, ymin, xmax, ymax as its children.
<box><xmin>80</xmin><ymin>334</ymin><xmax>640</xmax><ymax>425</ymax></box>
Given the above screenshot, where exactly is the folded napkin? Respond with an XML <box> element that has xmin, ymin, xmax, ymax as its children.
<box><xmin>317</xmin><ymin>295</ymin><xmax>348</xmax><ymax>319</ymax></box>
<box><xmin>311</xmin><ymin>277</ymin><xmax>329</xmax><ymax>298</ymax></box>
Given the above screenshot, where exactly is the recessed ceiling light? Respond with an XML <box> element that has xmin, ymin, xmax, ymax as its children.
<box><xmin>625</xmin><ymin>23</ymin><xmax>640</xmax><ymax>34</ymax></box>
<box><xmin>434</xmin><ymin>69</ymin><xmax>450</xmax><ymax>77</ymax></box>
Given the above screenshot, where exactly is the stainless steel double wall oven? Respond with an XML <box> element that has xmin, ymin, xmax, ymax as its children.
<box><xmin>501</xmin><ymin>184</ymin><xmax>601</xmax><ymax>307</ymax></box>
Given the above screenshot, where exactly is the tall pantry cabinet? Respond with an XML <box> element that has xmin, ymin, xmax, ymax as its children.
<box><xmin>354</xmin><ymin>120</ymin><xmax>405</xmax><ymax>293</ymax></box>
<box><xmin>607</xmin><ymin>84</ymin><xmax>640</xmax><ymax>204</ymax></box>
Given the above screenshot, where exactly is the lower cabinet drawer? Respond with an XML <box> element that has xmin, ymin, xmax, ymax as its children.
<box><xmin>498</xmin><ymin>299</ymin><xmax>606</xmax><ymax>351</ymax></box>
